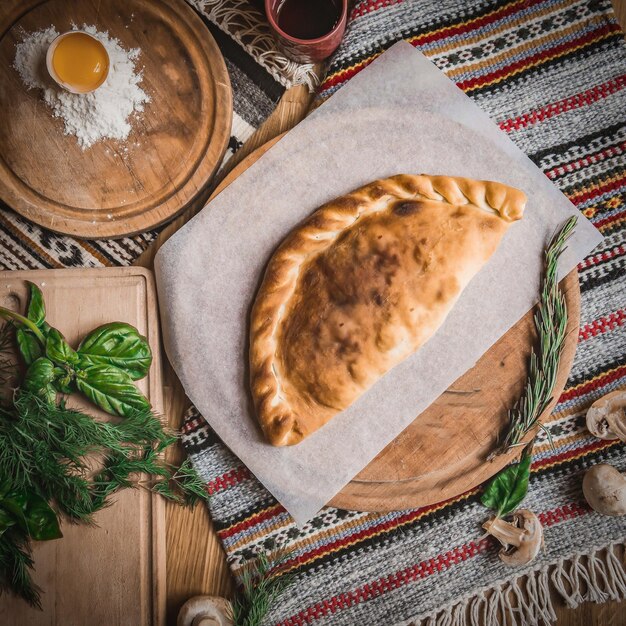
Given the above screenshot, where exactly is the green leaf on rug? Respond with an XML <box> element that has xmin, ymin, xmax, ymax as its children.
<box><xmin>481</xmin><ymin>447</ymin><xmax>532</xmax><ymax>517</ymax></box>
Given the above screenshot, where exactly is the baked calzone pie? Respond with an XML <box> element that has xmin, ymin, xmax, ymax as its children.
<box><xmin>250</xmin><ymin>175</ymin><xmax>526</xmax><ymax>446</ymax></box>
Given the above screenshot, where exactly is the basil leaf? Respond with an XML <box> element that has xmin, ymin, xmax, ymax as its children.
<box><xmin>15</xmin><ymin>285</ymin><xmax>50</xmax><ymax>365</ymax></box>
<box><xmin>16</xmin><ymin>329</ymin><xmax>43</xmax><ymax>365</ymax></box>
<box><xmin>1</xmin><ymin>491</ymin><xmax>62</xmax><ymax>541</ymax></box>
<box><xmin>46</xmin><ymin>328</ymin><xmax>79</xmax><ymax>366</ymax></box>
<box><xmin>23</xmin><ymin>358</ymin><xmax>57</xmax><ymax>405</ymax></box>
<box><xmin>75</xmin><ymin>364</ymin><xmax>150</xmax><ymax>417</ymax></box>
<box><xmin>77</xmin><ymin>322</ymin><xmax>152</xmax><ymax>380</ymax></box>
<box><xmin>481</xmin><ymin>452</ymin><xmax>532</xmax><ymax>517</ymax></box>
<box><xmin>25</xmin><ymin>282</ymin><xmax>46</xmax><ymax>328</ymax></box>
<box><xmin>23</xmin><ymin>494</ymin><xmax>63</xmax><ymax>541</ymax></box>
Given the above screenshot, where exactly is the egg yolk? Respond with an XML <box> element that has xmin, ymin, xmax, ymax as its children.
<box><xmin>52</xmin><ymin>33</ymin><xmax>109</xmax><ymax>93</ymax></box>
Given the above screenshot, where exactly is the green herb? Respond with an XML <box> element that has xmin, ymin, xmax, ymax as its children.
<box><xmin>0</xmin><ymin>283</ymin><xmax>209</xmax><ymax>608</ymax></box>
<box><xmin>14</xmin><ymin>283</ymin><xmax>50</xmax><ymax>366</ymax></box>
<box><xmin>493</xmin><ymin>216</ymin><xmax>576</xmax><ymax>456</ymax></box>
<box><xmin>0</xmin><ymin>393</ymin><xmax>205</xmax><ymax>521</ymax></box>
<box><xmin>0</xmin><ymin>391</ymin><xmax>209</xmax><ymax>605</ymax></box>
<box><xmin>231</xmin><ymin>553</ymin><xmax>295</xmax><ymax>626</ymax></box>
<box><xmin>0</xmin><ymin>530</ymin><xmax>41</xmax><ymax>609</ymax></box>
<box><xmin>481</xmin><ymin>444</ymin><xmax>532</xmax><ymax>516</ymax></box>
<box><xmin>0</xmin><ymin>307</ymin><xmax>46</xmax><ymax>345</ymax></box>
<box><xmin>45</xmin><ymin>328</ymin><xmax>79</xmax><ymax>367</ymax></box>
<box><xmin>150</xmin><ymin>458</ymin><xmax>212</xmax><ymax>507</ymax></box>
<box><xmin>0</xmin><ymin>282</ymin><xmax>151</xmax><ymax>418</ymax></box>
<box><xmin>0</xmin><ymin>485</ymin><xmax>62</xmax><ymax>542</ymax></box>
<box><xmin>77</xmin><ymin>322</ymin><xmax>153</xmax><ymax>380</ymax></box>
<box><xmin>16</xmin><ymin>329</ymin><xmax>42</xmax><ymax>366</ymax></box>
<box><xmin>22</xmin><ymin>357</ymin><xmax>58</xmax><ymax>404</ymax></box>
<box><xmin>25</xmin><ymin>281</ymin><xmax>46</xmax><ymax>329</ymax></box>
<box><xmin>75</xmin><ymin>364</ymin><xmax>150</xmax><ymax>417</ymax></box>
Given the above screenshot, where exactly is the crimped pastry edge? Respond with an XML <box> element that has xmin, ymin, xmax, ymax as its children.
<box><xmin>249</xmin><ymin>174</ymin><xmax>527</xmax><ymax>446</ymax></box>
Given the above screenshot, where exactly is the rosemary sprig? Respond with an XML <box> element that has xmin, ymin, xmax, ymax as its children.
<box><xmin>493</xmin><ymin>216</ymin><xmax>577</xmax><ymax>457</ymax></box>
<box><xmin>231</xmin><ymin>553</ymin><xmax>295</xmax><ymax>626</ymax></box>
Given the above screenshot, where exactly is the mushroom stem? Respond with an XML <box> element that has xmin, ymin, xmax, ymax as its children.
<box><xmin>482</xmin><ymin>509</ymin><xmax>543</xmax><ymax>566</ymax></box>
<box><xmin>482</xmin><ymin>516</ymin><xmax>525</xmax><ymax>548</ymax></box>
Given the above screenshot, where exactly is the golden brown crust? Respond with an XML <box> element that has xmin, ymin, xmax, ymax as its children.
<box><xmin>250</xmin><ymin>175</ymin><xmax>526</xmax><ymax>446</ymax></box>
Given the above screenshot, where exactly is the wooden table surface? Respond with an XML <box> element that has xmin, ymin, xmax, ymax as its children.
<box><xmin>158</xmin><ymin>2</ymin><xmax>626</xmax><ymax>625</ymax></box>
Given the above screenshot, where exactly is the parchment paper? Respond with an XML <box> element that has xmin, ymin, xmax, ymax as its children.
<box><xmin>154</xmin><ymin>42</ymin><xmax>603</xmax><ymax>524</ymax></box>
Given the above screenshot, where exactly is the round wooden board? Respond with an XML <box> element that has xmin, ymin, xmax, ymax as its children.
<box><xmin>0</xmin><ymin>0</ymin><xmax>232</xmax><ymax>239</ymax></box>
<box><xmin>213</xmin><ymin>135</ymin><xmax>581</xmax><ymax>513</ymax></box>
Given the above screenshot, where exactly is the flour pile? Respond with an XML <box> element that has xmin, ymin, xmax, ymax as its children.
<box><xmin>13</xmin><ymin>25</ymin><xmax>149</xmax><ymax>149</ymax></box>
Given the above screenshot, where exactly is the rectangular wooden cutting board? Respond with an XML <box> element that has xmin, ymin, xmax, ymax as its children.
<box><xmin>0</xmin><ymin>267</ymin><xmax>165</xmax><ymax>626</ymax></box>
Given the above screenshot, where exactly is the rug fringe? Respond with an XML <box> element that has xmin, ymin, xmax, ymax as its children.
<box><xmin>191</xmin><ymin>0</ymin><xmax>321</xmax><ymax>91</ymax></box>
<box><xmin>407</xmin><ymin>545</ymin><xmax>626</xmax><ymax>626</ymax></box>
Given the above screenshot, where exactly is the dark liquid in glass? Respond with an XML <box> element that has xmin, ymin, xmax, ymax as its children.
<box><xmin>276</xmin><ymin>0</ymin><xmax>341</xmax><ymax>40</ymax></box>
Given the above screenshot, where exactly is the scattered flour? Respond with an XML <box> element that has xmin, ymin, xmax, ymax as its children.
<box><xmin>13</xmin><ymin>24</ymin><xmax>149</xmax><ymax>149</ymax></box>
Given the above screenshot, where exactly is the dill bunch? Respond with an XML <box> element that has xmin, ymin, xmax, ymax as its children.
<box><xmin>0</xmin><ymin>393</ymin><xmax>208</xmax><ymax>608</ymax></box>
<box><xmin>0</xmin><ymin>530</ymin><xmax>41</xmax><ymax>609</ymax></box>
<box><xmin>0</xmin><ymin>393</ymin><xmax>206</xmax><ymax>521</ymax></box>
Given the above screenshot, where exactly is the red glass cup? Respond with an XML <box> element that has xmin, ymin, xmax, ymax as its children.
<box><xmin>265</xmin><ymin>0</ymin><xmax>348</xmax><ymax>64</ymax></box>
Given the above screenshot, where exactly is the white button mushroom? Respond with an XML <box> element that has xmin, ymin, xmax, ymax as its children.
<box><xmin>177</xmin><ymin>596</ymin><xmax>233</xmax><ymax>626</ymax></box>
<box><xmin>586</xmin><ymin>389</ymin><xmax>626</xmax><ymax>441</ymax></box>
<box><xmin>482</xmin><ymin>509</ymin><xmax>543</xmax><ymax>566</ymax></box>
<box><xmin>582</xmin><ymin>463</ymin><xmax>626</xmax><ymax>517</ymax></box>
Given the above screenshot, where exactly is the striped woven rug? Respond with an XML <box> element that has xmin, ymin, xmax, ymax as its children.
<box><xmin>182</xmin><ymin>0</ymin><xmax>626</xmax><ymax>624</ymax></box>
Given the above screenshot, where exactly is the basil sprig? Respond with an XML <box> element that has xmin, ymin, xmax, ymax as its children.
<box><xmin>0</xmin><ymin>282</ymin><xmax>152</xmax><ymax>417</ymax></box>
<box><xmin>481</xmin><ymin>448</ymin><xmax>532</xmax><ymax>517</ymax></box>
<box><xmin>0</xmin><ymin>286</ymin><xmax>211</xmax><ymax>609</ymax></box>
